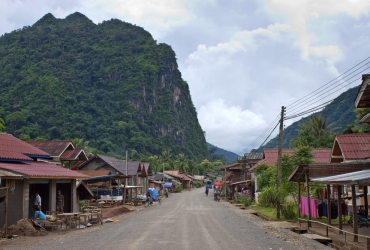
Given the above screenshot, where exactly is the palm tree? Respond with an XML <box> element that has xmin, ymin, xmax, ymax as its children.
<box><xmin>290</xmin><ymin>115</ymin><xmax>334</xmax><ymax>148</ymax></box>
<box><xmin>160</xmin><ymin>149</ymin><xmax>171</xmax><ymax>174</ymax></box>
<box><xmin>176</xmin><ymin>153</ymin><xmax>189</xmax><ymax>173</ymax></box>
<box><xmin>0</xmin><ymin>118</ymin><xmax>5</xmax><ymax>132</ymax></box>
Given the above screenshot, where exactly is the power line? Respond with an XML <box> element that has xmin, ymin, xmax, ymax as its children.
<box><xmin>286</xmin><ymin>57</ymin><xmax>370</xmax><ymax>110</ymax></box>
<box><xmin>245</xmin><ymin>57</ymin><xmax>370</xmax><ymax>153</ymax></box>
<box><xmin>247</xmin><ymin>115</ymin><xmax>280</xmax><ymax>150</ymax></box>
<box><xmin>286</xmin><ymin>65</ymin><xmax>370</xmax><ymax>116</ymax></box>
<box><xmin>286</xmin><ymin>76</ymin><xmax>363</xmax><ymax>118</ymax></box>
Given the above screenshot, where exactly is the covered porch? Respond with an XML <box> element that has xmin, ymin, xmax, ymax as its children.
<box><xmin>289</xmin><ymin>162</ymin><xmax>370</xmax><ymax>249</ymax></box>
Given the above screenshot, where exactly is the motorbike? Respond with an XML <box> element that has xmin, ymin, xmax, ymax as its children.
<box><xmin>214</xmin><ymin>192</ymin><xmax>220</xmax><ymax>201</ymax></box>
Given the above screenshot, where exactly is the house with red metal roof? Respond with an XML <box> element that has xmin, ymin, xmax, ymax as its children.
<box><xmin>0</xmin><ymin>133</ymin><xmax>88</xmax><ymax>228</ymax></box>
<box><xmin>28</xmin><ymin>140</ymin><xmax>88</xmax><ymax>169</ymax></box>
<box><xmin>331</xmin><ymin>133</ymin><xmax>370</xmax><ymax>163</ymax></box>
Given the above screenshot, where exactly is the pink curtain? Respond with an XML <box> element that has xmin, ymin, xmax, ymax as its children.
<box><xmin>300</xmin><ymin>196</ymin><xmax>317</xmax><ymax>218</ymax></box>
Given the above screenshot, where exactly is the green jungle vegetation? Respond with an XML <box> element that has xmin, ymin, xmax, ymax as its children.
<box><xmin>0</xmin><ymin>12</ymin><xmax>209</xmax><ymax>161</ymax></box>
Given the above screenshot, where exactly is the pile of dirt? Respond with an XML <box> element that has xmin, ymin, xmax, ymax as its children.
<box><xmin>102</xmin><ymin>206</ymin><xmax>133</xmax><ymax>218</ymax></box>
<box><xmin>7</xmin><ymin>219</ymin><xmax>47</xmax><ymax>236</ymax></box>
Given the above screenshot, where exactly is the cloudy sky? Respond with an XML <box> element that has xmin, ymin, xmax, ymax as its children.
<box><xmin>2</xmin><ymin>0</ymin><xmax>370</xmax><ymax>155</ymax></box>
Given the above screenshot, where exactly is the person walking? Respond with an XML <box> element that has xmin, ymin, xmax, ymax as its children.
<box><xmin>205</xmin><ymin>187</ymin><xmax>209</xmax><ymax>197</ymax></box>
<box><xmin>34</xmin><ymin>191</ymin><xmax>41</xmax><ymax>212</ymax></box>
<box><xmin>56</xmin><ymin>190</ymin><xmax>64</xmax><ymax>213</ymax></box>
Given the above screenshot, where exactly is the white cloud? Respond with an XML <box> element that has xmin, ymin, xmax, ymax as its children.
<box><xmin>198</xmin><ymin>99</ymin><xmax>265</xmax><ymax>154</ymax></box>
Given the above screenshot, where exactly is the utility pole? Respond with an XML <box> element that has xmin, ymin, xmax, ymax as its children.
<box><xmin>123</xmin><ymin>151</ymin><xmax>128</xmax><ymax>204</ymax></box>
<box><xmin>277</xmin><ymin>106</ymin><xmax>285</xmax><ymax>219</ymax></box>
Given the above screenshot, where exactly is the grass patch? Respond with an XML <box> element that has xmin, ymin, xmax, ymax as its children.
<box><xmin>250</xmin><ymin>205</ymin><xmax>279</xmax><ymax>221</ymax></box>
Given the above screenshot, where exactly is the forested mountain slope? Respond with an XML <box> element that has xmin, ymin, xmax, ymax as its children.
<box><xmin>207</xmin><ymin>142</ymin><xmax>240</xmax><ymax>164</ymax></box>
<box><xmin>0</xmin><ymin>12</ymin><xmax>209</xmax><ymax>160</ymax></box>
<box><xmin>256</xmin><ymin>86</ymin><xmax>359</xmax><ymax>151</ymax></box>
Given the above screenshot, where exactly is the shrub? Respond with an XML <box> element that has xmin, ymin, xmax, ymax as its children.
<box><xmin>281</xmin><ymin>201</ymin><xmax>297</xmax><ymax>220</ymax></box>
<box><xmin>193</xmin><ymin>181</ymin><xmax>203</xmax><ymax>188</ymax></box>
<box><xmin>234</xmin><ymin>193</ymin><xmax>253</xmax><ymax>207</ymax></box>
<box><xmin>174</xmin><ymin>183</ymin><xmax>182</xmax><ymax>192</ymax></box>
<box><xmin>259</xmin><ymin>186</ymin><xmax>279</xmax><ymax>207</ymax></box>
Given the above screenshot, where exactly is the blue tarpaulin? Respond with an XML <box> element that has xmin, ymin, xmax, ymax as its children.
<box><xmin>148</xmin><ymin>188</ymin><xmax>159</xmax><ymax>200</ymax></box>
<box><xmin>163</xmin><ymin>182</ymin><xmax>173</xmax><ymax>188</ymax></box>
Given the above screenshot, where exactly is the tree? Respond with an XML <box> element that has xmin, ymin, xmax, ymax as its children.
<box><xmin>200</xmin><ymin>159</ymin><xmax>213</xmax><ymax>174</ymax></box>
<box><xmin>160</xmin><ymin>149</ymin><xmax>172</xmax><ymax>172</ymax></box>
<box><xmin>258</xmin><ymin>146</ymin><xmax>314</xmax><ymax>205</ymax></box>
<box><xmin>290</xmin><ymin>115</ymin><xmax>334</xmax><ymax>148</ymax></box>
<box><xmin>147</xmin><ymin>155</ymin><xmax>161</xmax><ymax>172</ymax></box>
<box><xmin>175</xmin><ymin>153</ymin><xmax>189</xmax><ymax>173</ymax></box>
<box><xmin>0</xmin><ymin>117</ymin><xmax>5</xmax><ymax>132</ymax></box>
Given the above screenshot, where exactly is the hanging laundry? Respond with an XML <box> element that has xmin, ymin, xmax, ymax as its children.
<box><xmin>300</xmin><ymin>196</ymin><xmax>317</xmax><ymax>218</ymax></box>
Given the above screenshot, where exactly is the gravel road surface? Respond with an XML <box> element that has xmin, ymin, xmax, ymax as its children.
<box><xmin>1</xmin><ymin>188</ymin><xmax>330</xmax><ymax>250</ymax></box>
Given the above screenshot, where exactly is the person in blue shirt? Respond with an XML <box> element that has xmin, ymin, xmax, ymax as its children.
<box><xmin>34</xmin><ymin>210</ymin><xmax>46</xmax><ymax>220</ymax></box>
<box><xmin>205</xmin><ymin>187</ymin><xmax>209</xmax><ymax>197</ymax></box>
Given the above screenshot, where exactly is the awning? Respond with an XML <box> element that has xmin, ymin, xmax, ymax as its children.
<box><xmin>214</xmin><ymin>180</ymin><xmax>223</xmax><ymax>186</ymax></box>
<box><xmin>163</xmin><ymin>182</ymin><xmax>173</xmax><ymax>188</ymax></box>
<box><xmin>311</xmin><ymin>170</ymin><xmax>370</xmax><ymax>185</ymax></box>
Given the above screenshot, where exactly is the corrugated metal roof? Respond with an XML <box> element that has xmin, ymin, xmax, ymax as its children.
<box><xmin>335</xmin><ymin>134</ymin><xmax>370</xmax><ymax>160</ymax></box>
<box><xmin>0</xmin><ymin>133</ymin><xmax>50</xmax><ymax>161</ymax></box>
<box><xmin>0</xmin><ymin>169</ymin><xmax>24</xmax><ymax>178</ymax></box>
<box><xmin>97</xmin><ymin>155</ymin><xmax>140</xmax><ymax>176</ymax></box>
<box><xmin>178</xmin><ymin>173</ymin><xmax>192</xmax><ymax>181</ymax></box>
<box><xmin>263</xmin><ymin>148</ymin><xmax>331</xmax><ymax>165</ymax></box>
<box><xmin>60</xmin><ymin>148</ymin><xmax>87</xmax><ymax>160</ymax></box>
<box><xmin>244</xmin><ymin>153</ymin><xmax>264</xmax><ymax>160</ymax></box>
<box><xmin>28</xmin><ymin>141</ymin><xmax>73</xmax><ymax>157</ymax></box>
<box><xmin>220</xmin><ymin>162</ymin><xmax>239</xmax><ymax>170</ymax></box>
<box><xmin>0</xmin><ymin>161</ymin><xmax>89</xmax><ymax>179</ymax></box>
<box><xmin>311</xmin><ymin>170</ymin><xmax>370</xmax><ymax>185</ymax></box>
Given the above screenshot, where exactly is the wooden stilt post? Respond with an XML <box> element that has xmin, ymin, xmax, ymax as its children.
<box><xmin>364</xmin><ymin>186</ymin><xmax>368</xmax><ymax>218</ymax></box>
<box><xmin>338</xmin><ymin>185</ymin><xmax>343</xmax><ymax>234</ymax></box>
<box><xmin>297</xmin><ymin>182</ymin><xmax>301</xmax><ymax>220</ymax></box>
<box><xmin>352</xmin><ymin>184</ymin><xmax>358</xmax><ymax>242</ymax></box>
<box><xmin>327</xmin><ymin>184</ymin><xmax>332</xmax><ymax>225</ymax></box>
<box><xmin>4</xmin><ymin>187</ymin><xmax>8</xmax><ymax>238</ymax></box>
<box><xmin>305</xmin><ymin>171</ymin><xmax>311</xmax><ymax>228</ymax></box>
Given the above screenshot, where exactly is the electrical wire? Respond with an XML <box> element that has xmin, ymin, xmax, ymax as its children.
<box><xmin>245</xmin><ymin>57</ymin><xmax>370</xmax><ymax>153</ymax></box>
<box><xmin>286</xmin><ymin>57</ymin><xmax>370</xmax><ymax>110</ymax></box>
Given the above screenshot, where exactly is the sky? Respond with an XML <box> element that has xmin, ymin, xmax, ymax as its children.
<box><xmin>2</xmin><ymin>0</ymin><xmax>370</xmax><ymax>155</ymax></box>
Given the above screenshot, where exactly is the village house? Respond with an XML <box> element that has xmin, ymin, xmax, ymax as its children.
<box><xmin>76</xmin><ymin>154</ymin><xmax>152</xmax><ymax>199</ymax></box>
<box><xmin>164</xmin><ymin>170</ymin><xmax>192</xmax><ymax>190</ymax></box>
<box><xmin>27</xmin><ymin>140</ymin><xmax>88</xmax><ymax>169</ymax></box>
<box><xmin>0</xmin><ymin>133</ymin><xmax>88</xmax><ymax>228</ymax></box>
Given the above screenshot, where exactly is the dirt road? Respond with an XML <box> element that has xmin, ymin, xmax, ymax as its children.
<box><xmin>1</xmin><ymin>188</ymin><xmax>330</xmax><ymax>250</ymax></box>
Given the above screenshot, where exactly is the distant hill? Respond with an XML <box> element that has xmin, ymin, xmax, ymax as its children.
<box><xmin>0</xmin><ymin>12</ymin><xmax>209</xmax><ymax>160</ymax></box>
<box><xmin>207</xmin><ymin>142</ymin><xmax>240</xmax><ymax>164</ymax></box>
<box><xmin>254</xmin><ymin>85</ymin><xmax>359</xmax><ymax>151</ymax></box>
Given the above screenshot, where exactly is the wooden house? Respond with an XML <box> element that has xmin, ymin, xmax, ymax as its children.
<box><xmin>0</xmin><ymin>133</ymin><xmax>88</xmax><ymax>228</ymax></box>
